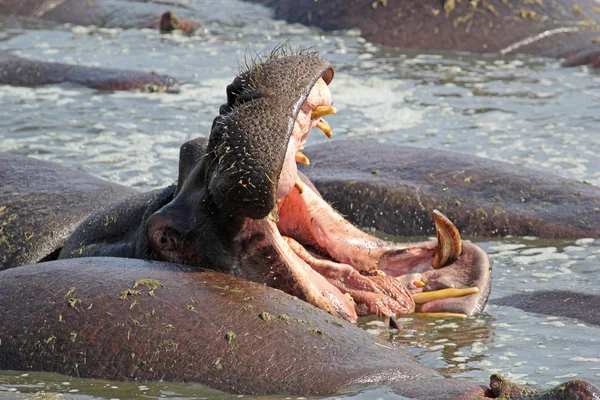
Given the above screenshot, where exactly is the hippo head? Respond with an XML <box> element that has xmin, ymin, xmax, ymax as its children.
<box><xmin>146</xmin><ymin>51</ymin><xmax>491</xmax><ymax>322</ymax></box>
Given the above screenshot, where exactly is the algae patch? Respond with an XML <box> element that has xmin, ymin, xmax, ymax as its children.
<box><xmin>134</xmin><ymin>278</ymin><xmax>164</xmax><ymax>296</ymax></box>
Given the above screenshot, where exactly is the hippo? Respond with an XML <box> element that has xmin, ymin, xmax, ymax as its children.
<box><xmin>0</xmin><ymin>0</ymin><xmax>199</xmax><ymax>33</ymax></box>
<box><xmin>301</xmin><ymin>140</ymin><xmax>600</xmax><ymax>239</ymax></box>
<box><xmin>1</xmin><ymin>51</ymin><xmax>599</xmax><ymax>398</ymax></box>
<box><xmin>491</xmin><ymin>290</ymin><xmax>600</xmax><ymax>326</ymax></box>
<box><xmin>248</xmin><ymin>0</ymin><xmax>600</xmax><ymax>67</ymax></box>
<box><xmin>51</xmin><ymin>52</ymin><xmax>491</xmax><ymax>321</ymax></box>
<box><xmin>0</xmin><ymin>54</ymin><xmax>177</xmax><ymax>90</ymax></box>
<box><xmin>3</xmin><ymin>258</ymin><xmax>599</xmax><ymax>399</ymax></box>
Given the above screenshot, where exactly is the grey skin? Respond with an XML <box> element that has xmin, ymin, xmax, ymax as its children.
<box><xmin>0</xmin><ymin>54</ymin><xmax>177</xmax><ymax>91</ymax></box>
<box><xmin>0</xmin><ymin>257</ymin><xmax>487</xmax><ymax>399</ymax></box>
<box><xmin>301</xmin><ymin>140</ymin><xmax>600</xmax><ymax>239</ymax></box>
<box><xmin>248</xmin><ymin>0</ymin><xmax>600</xmax><ymax>68</ymax></box>
<box><xmin>0</xmin><ymin>0</ymin><xmax>198</xmax><ymax>31</ymax></box>
<box><xmin>0</xmin><ymin>153</ymin><xmax>135</xmax><ymax>269</ymax></box>
<box><xmin>491</xmin><ymin>290</ymin><xmax>600</xmax><ymax>327</ymax></box>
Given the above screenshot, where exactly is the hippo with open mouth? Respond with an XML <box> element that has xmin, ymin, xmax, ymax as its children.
<box><xmin>57</xmin><ymin>50</ymin><xmax>491</xmax><ymax>322</ymax></box>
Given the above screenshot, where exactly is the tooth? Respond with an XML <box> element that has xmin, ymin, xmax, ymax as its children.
<box><xmin>413</xmin><ymin>280</ymin><xmax>425</xmax><ymax>288</ymax></box>
<box><xmin>312</xmin><ymin>106</ymin><xmax>337</xmax><ymax>119</ymax></box>
<box><xmin>316</xmin><ymin>120</ymin><xmax>332</xmax><ymax>138</ymax></box>
<box><xmin>415</xmin><ymin>312</ymin><xmax>468</xmax><ymax>319</ymax></box>
<box><xmin>295</xmin><ymin>151</ymin><xmax>310</xmax><ymax>165</ymax></box>
<box><xmin>412</xmin><ymin>287</ymin><xmax>478</xmax><ymax>304</ymax></box>
<box><xmin>295</xmin><ymin>178</ymin><xmax>304</xmax><ymax>194</ymax></box>
<box><xmin>432</xmin><ymin>209</ymin><xmax>462</xmax><ymax>269</ymax></box>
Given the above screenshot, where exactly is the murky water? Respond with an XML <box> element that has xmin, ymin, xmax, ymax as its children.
<box><xmin>1</xmin><ymin>0</ymin><xmax>599</xmax><ymax>398</ymax></box>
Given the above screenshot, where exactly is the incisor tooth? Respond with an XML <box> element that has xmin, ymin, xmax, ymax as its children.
<box><xmin>316</xmin><ymin>119</ymin><xmax>332</xmax><ymax>138</ymax></box>
<box><xmin>415</xmin><ymin>312</ymin><xmax>468</xmax><ymax>319</ymax></box>
<box><xmin>431</xmin><ymin>209</ymin><xmax>462</xmax><ymax>269</ymax></box>
<box><xmin>312</xmin><ymin>106</ymin><xmax>337</xmax><ymax>119</ymax></box>
<box><xmin>295</xmin><ymin>178</ymin><xmax>304</xmax><ymax>194</ymax></box>
<box><xmin>412</xmin><ymin>287</ymin><xmax>478</xmax><ymax>304</ymax></box>
<box><xmin>295</xmin><ymin>151</ymin><xmax>310</xmax><ymax>165</ymax></box>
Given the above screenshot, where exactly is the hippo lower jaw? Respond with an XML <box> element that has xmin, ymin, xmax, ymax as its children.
<box><xmin>230</xmin><ymin>76</ymin><xmax>489</xmax><ymax>322</ymax></box>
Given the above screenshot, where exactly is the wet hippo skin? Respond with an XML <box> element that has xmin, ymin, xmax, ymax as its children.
<box><xmin>249</xmin><ymin>0</ymin><xmax>600</xmax><ymax>67</ymax></box>
<box><xmin>491</xmin><ymin>290</ymin><xmax>600</xmax><ymax>326</ymax></box>
<box><xmin>301</xmin><ymin>140</ymin><xmax>600</xmax><ymax>239</ymax></box>
<box><xmin>0</xmin><ymin>54</ymin><xmax>177</xmax><ymax>91</ymax></box>
<box><xmin>0</xmin><ymin>0</ymin><xmax>198</xmax><ymax>31</ymax></box>
<box><xmin>0</xmin><ymin>153</ymin><xmax>136</xmax><ymax>269</ymax></box>
<box><xmin>0</xmin><ymin>257</ymin><xmax>485</xmax><ymax>398</ymax></box>
<box><xmin>2</xmin><ymin>258</ymin><xmax>600</xmax><ymax>399</ymax></box>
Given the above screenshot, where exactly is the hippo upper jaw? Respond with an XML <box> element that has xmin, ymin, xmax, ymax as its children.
<box><xmin>146</xmin><ymin>51</ymin><xmax>491</xmax><ymax>322</ymax></box>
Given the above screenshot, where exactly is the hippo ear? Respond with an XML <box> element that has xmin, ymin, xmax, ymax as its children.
<box><xmin>203</xmin><ymin>53</ymin><xmax>334</xmax><ymax>220</ymax></box>
<box><xmin>175</xmin><ymin>137</ymin><xmax>209</xmax><ymax>197</ymax></box>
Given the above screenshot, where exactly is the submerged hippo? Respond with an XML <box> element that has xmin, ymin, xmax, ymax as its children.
<box><xmin>492</xmin><ymin>290</ymin><xmax>600</xmax><ymax>326</ymax></box>
<box><xmin>3</xmin><ymin>258</ymin><xmax>599</xmax><ymax>399</ymax></box>
<box><xmin>0</xmin><ymin>54</ymin><xmax>177</xmax><ymax>91</ymax></box>
<box><xmin>1</xmin><ymin>51</ymin><xmax>599</xmax><ymax>398</ymax></box>
<box><xmin>302</xmin><ymin>140</ymin><xmax>600</xmax><ymax>239</ymax></box>
<box><xmin>249</xmin><ymin>0</ymin><xmax>600</xmax><ymax>67</ymax></box>
<box><xmin>0</xmin><ymin>0</ymin><xmax>199</xmax><ymax>32</ymax></box>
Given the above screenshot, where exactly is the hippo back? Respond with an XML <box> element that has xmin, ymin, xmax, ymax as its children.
<box><xmin>0</xmin><ymin>153</ymin><xmax>136</xmax><ymax>269</ymax></box>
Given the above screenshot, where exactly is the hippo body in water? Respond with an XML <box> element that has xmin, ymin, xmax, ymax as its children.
<box><xmin>0</xmin><ymin>0</ymin><xmax>198</xmax><ymax>32</ymax></box>
<box><xmin>249</xmin><ymin>0</ymin><xmax>600</xmax><ymax>67</ymax></box>
<box><xmin>1</xmin><ymin>52</ymin><xmax>599</xmax><ymax>398</ymax></box>
<box><xmin>0</xmin><ymin>0</ymin><xmax>197</xmax><ymax>90</ymax></box>
<box><xmin>302</xmin><ymin>140</ymin><xmax>600</xmax><ymax>239</ymax></box>
<box><xmin>0</xmin><ymin>54</ymin><xmax>177</xmax><ymax>91</ymax></box>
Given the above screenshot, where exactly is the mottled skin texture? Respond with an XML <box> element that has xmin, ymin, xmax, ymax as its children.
<box><xmin>1</xmin><ymin>258</ymin><xmax>598</xmax><ymax>399</ymax></box>
<box><xmin>0</xmin><ymin>257</ymin><xmax>481</xmax><ymax>398</ymax></box>
<box><xmin>0</xmin><ymin>0</ymin><xmax>198</xmax><ymax>31</ymax></box>
<box><xmin>0</xmin><ymin>153</ymin><xmax>135</xmax><ymax>270</ymax></box>
<box><xmin>249</xmin><ymin>0</ymin><xmax>600</xmax><ymax>67</ymax></box>
<box><xmin>302</xmin><ymin>140</ymin><xmax>600</xmax><ymax>239</ymax></box>
<box><xmin>0</xmin><ymin>54</ymin><xmax>177</xmax><ymax>91</ymax></box>
<box><xmin>491</xmin><ymin>290</ymin><xmax>600</xmax><ymax>326</ymax></box>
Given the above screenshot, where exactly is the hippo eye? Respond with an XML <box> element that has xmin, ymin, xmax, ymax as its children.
<box><xmin>160</xmin><ymin>232</ymin><xmax>168</xmax><ymax>245</ymax></box>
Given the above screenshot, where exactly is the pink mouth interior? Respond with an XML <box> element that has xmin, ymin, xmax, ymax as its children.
<box><xmin>263</xmin><ymin>77</ymin><xmax>445</xmax><ymax>322</ymax></box>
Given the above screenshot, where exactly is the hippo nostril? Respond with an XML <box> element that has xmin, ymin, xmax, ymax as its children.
<box><xmin>151</xmin><ymin>228</ymin><xmax>178</xmax><ymax>251</ymax></box>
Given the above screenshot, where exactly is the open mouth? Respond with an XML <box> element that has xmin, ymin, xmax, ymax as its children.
<box><xmin>147</xmin><ymin>52</ymin><xmax>491</xmax><ymax>323</ymax></box>
<box><xmin>230</xmin><ymin>63</ymin><xmax>489</xmax><ymax>323</ymax></box>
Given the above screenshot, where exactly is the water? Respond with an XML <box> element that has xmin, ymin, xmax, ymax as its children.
<box><xmin>1</xmin><ymin>0</ymin><xmax>599</xmax><ymax>398</ymax></box>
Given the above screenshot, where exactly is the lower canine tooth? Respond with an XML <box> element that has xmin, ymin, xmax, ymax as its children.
<box><xmin>432</xmin><ymin>210</ymin><xmax>462</xmax><ymax>269</ymax></box>
<box><xmin>295</xmin><ymin>151</ymin><xmax>310</xmax><ymax>165</ymax></box>
<box><xmin>316</xmin><ymin>120</ymin><xmax>333</xmax><ymax>138</ymax></box>
<box><xmin>295</xmin><ymin>178</ymin><xmax>304</xmax><ymax>194</ymax></box>
<box><xmin>312</xmin><ymin>106</ymin><xmax>337</xmax><ymax>119</ymax></box>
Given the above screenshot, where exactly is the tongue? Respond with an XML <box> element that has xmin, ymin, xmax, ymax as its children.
<box><xmin>262</xmin><ymin>218</ymin><xmax>358</xmax><ymax>322</ymax></box>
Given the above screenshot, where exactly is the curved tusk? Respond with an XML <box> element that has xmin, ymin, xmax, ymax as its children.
<box><xmin>415</xmin><ymin>312</ymin><xmax>468</xmax><ymax>319</ymax></box>
<box><xmin>412</xmin><ymin>287</ymin><xmax>478</xmax><ymax>304</ymax></box>
<box><xmin>316</xmin><ymin>119</ymin><xmax>332</xmax><ymax>138</ymax></box>
<box><xmin>432</xmin><ymin>209</ymin><xmax>462</xmax><ymax>268</ymax></box>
